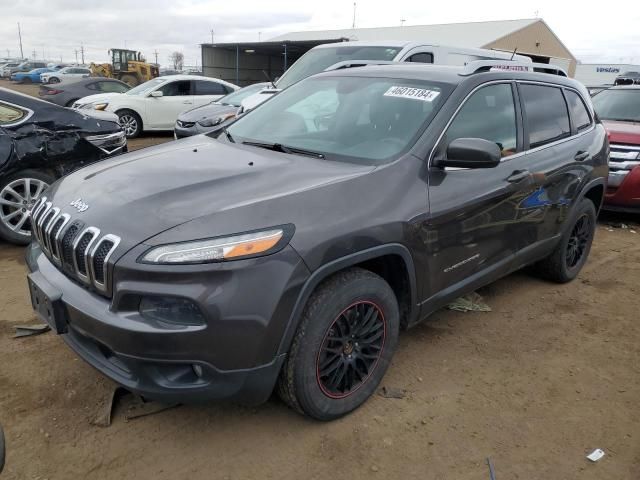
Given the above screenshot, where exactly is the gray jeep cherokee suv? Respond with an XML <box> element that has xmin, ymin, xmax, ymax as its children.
<box><xmin>25</xmin><ymin>62</ymin><xmax>608</xmax><ymax>420</ymax></box>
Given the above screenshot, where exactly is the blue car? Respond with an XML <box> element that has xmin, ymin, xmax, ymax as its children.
<box><xmin>11</xmin><ymin>68</ymin><xmax>54</xmax><ymax>84</ymax></box>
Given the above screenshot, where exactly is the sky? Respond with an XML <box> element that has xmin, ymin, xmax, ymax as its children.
<box><xmin>1</xmin><ymin>0</ymin><xmax>639</xmax><ymax>68</ymax></box>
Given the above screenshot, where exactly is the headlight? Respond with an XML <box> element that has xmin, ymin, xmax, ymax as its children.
<box><xmin>197</xmin><ymin>113</ymin><xmax>236</xmax><ymax>127</ymax></box>
<box><xmin>140</xmin><ymin>226</ymin><xmax>293</xmax><ymax>264</ymax></box>
<box><xmin>93</xmin><ymin>103</ymin><xmax>109</xmax><ymax>111</ymax></box>
<box><xmin>197</xmin><ymin>117</ymin><xmax>223</xmax><ymax>127</ymax></box>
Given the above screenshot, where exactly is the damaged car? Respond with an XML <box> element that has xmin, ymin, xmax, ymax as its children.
<box><xmin>0</xmin><ymin>88</ymin><xmax>126</xmax><ymax>245</ymax></box>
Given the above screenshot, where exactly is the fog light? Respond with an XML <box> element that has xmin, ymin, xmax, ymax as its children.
<box><xmin>139</xmin><ymin>296</ymin><xmax>205</xmax><ymax>326</ymax></box>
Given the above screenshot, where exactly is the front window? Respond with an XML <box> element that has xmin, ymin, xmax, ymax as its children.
<box><xmin>227</xmin><ymin>75</ymin><xmax>450</xmax><ymax>165</ymax></box>
<box><xmin>276</xmin><ymin>45</ymin><xmax>403</xmax><ymax>90</ymax></box>
<box><xmin>592</xmin><ymin>89</ymin><xmax>640</xmax><ymax>123</ymax></box>
<box><xmin>126</xmin><ymin>78</ymin><xmax>167</xmax><ymax>96</ymax></box>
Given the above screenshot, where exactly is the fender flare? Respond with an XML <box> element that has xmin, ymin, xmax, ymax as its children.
<box><xmin>276</xmin><ymin>243</ymin><xmax>418</xmax><ymax>357</ymax></box>
<box><xmin>562</xmin><ymin>177</ymin><xmax>606</xmax><ymax>234</ymax></box>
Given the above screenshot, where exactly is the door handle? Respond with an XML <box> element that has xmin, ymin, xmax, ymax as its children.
<box><xmin>574</xmin><ymin>151</ymin><xmax>590</xmax><ymax>161</ymax></box>
<box><xmin>506</xmin><ymin>169</ymin><xmax>531</xmax><ymax>183</ymax></box>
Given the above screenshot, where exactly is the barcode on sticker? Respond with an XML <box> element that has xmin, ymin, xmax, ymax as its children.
<box><xmin>384</xmin><ymin>86</ymin><xmax>440</xmax><ymax>102</ymax></box>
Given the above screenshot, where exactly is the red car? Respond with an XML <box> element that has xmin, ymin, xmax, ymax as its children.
<box><xmin>593</xmin><ymin>86</ymin><xmax>640</xmax><ymax>212</ymax></box>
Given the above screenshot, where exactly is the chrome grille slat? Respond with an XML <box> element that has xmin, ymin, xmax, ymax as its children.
<box><xmin>34</xmin><ymin>203</ymin><xmax>120</xmax><ymax>296</ymax></box>
<box><xmin>72</xmin><ymin>227</ymin><xmax>100</xmax><ymax>284</ymax></box>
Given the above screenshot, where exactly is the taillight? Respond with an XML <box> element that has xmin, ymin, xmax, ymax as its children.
<box><xmin>43</xmin><ymin>89</ymin><xmax>63</xmax><ymax>95</ymax></box>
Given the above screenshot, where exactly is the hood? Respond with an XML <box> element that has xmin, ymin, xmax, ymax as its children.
<box><xmin>241</xmin><ymin>89</ymin><xmax>279</xmax><ymax>111</ymax></box>
<box><xmin>602</xmin><ymin>120</ymin><xmax>640</xmax><ymax>145</ymax></box>
<box><xmin>178</xmin><ymin>103</ymin><xmax>237</xmax><ymax>123</ymax></box>
<box><xmin>46</xmin><ymin>135</ymin><xmax>372</xmax><ymax>250</ymax></box>
<box><xmin>74</xmin><ymin>92</ymin><xmax>122</xmax><ymax>106</ymax></box>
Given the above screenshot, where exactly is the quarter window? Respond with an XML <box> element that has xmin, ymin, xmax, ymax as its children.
<box><xmin>520</xmin><ymin>84</ymin><xmax>571</xmax><ymax>148</ymax></box>
<box><xmin>0</xmin><ymin>103</ymin><xmax>27</xmax><ymax>125</ymax></box>
<box><xmin>565</xmin><ymin>90</ymin><xmax>591</xmax><ymax>131</ymax></box>
<box><xmin>445</xmin><ymin>83</ymin><xmax>517</xmax><ymax>157</ymax></box>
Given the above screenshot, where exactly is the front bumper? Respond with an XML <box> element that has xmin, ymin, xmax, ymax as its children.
<box><xmin>26</xmin><ymin>242</ymin><xmax>309</xmax><ymax>404</ymax></box>
<box><xmin>604</xmin><ymin>165</ymin><xmax>640</xmax><ymax>212</ymax></box>
<box><xmin>174</xmin><ymin>122</ymin><xmax>212</xmax><ymax>139</ymax></box>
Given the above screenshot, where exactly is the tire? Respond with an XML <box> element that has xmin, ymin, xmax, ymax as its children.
<box><xmin>120</xmin><ymin>74</ymin><xmax>140</xmax><ymax>87</ymax></box>
<box><xmin>533</xmin><ymin>198</ymin><xmax>597</xmax><ymax>283</ymax></box>
<box><xmin>277</xmin><ymin>268</ymin><xmax>400</xmax><ymax>421</ymax></box>
<box><xmin>48</xmin><ymin>77</ymin><xmax>60</xmax><ymax>84</ymax></box>
<box><xmin>0</xmin><ymin>170</ymin><xmax>55</xmax><ymax>245</ymax></box>
<box><xmin>22</xmin><ymin>77</ymin><xmax>32</xmax><ymax>84</ymax></box>
<box><xmin>116</xmin><ymin>109</ymin><xmax>142</xmax><ymax>138</ymax></box>
<box><xmin>65</xmin><ymin>98</ymin><xmax>79</xmax><ymax>108</ymax></box>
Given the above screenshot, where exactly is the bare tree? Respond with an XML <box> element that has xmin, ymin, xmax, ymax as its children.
<box><xmin>169</xmin><ymin>51</ymin><xmax>184</xmax><ymax>71</ymax></box>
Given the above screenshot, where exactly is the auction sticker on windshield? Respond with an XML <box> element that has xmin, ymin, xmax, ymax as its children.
<box><xmin>384</xmin><ymin>86</ymin><xmax>440</xmax><ymax>102</ymax></box>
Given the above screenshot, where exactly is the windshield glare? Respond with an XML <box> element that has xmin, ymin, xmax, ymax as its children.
<box><xmin>276</xmin><ymin>46</ymin><xmax>402</xmax><ymax>89</ymax></box>
<box><xmin>227</xmin><ymin>76</ymin><xmax>448</xmax><ymax>165</ymax></box>
<box><xmin>218</xmin><ymin>83</ymin><xmax>267</xmax><ymax>106</ymax></box>
<box><xmin>592</xmin><ymin>89</ymin><xmax>640</xmax><ymax>122</ymax></box>
<box><xmin>126</xmin><ymin>78</ymin><xmax>167</xmax><ymax>95</ymax></box>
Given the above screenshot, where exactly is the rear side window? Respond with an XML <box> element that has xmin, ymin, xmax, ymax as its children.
<box><xmin>0</xmin><ymin>103</ymin><xmax>27</xmax><ymax>125</ymax></box>
<box><xmin>405</xmin><ymin>53</ymin><xmax>434</xmax><ymax>64</ymax></box>
<box><xmin>193</xmin><ymin>80</ymin><xmax>228</xmax><ymax>95</ymax></box>
<box><xmin>520</xmin><ymin>84</ymin><xmax>570</xmax><ymax>148</ymax></box>
<box><xmin>445</xmin><ymin>83</ymin><xmax>518</xmax><ymax>157</ymax></box>
<box><xmin>98</xmin><ymin>81</ymin><xmax>129</xmax><ymax>93</ymax></box>
<box><xmin>565</xmin><ymin>90</ymin><xmax>591</xmax><ymax>131</ymax></box>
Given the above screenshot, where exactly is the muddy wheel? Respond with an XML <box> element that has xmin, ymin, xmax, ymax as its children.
<box><xmin>277</xmin><ymin>268</ymin><xmax>399</xmax><ymax>421</ymax></box>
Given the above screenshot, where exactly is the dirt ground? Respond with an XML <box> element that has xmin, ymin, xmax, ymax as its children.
<box><xmin>1</xmin><ymin>79</ymin><xmax>639</xmax><ymax>480</ymax></box>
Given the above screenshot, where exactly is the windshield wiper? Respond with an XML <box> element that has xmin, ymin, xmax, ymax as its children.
<box><xmin>241</xmin><ymin>141</ymin><xmax>325</xmax><ymax>159</ymax></box>
<box><xmin>222</xmin><ymin>127</ymin><xmax>235</xmax><ymax>143</ymax></box>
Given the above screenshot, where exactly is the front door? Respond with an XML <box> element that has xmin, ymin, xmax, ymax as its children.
<box><xmin>148</xmin><ymin>80</ymin><xmax>194</xmax><ymax>129</ymax></box>
<box><xmin>425</xmin><ymin>82</ymin><xmax>540</xmax><ymax>297</ymax></box>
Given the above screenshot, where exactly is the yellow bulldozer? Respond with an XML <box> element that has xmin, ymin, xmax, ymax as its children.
<box><xmin>90</xmin><ymin>49</ymin><xmax>159</xmax><ymax>87</ymax></box>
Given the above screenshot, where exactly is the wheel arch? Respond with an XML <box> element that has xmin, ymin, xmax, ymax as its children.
<box><xmin>562</xmin><ymin>177</ymin><xmax>605</xmax><ymax>235</ymax></box>
<box><xmin>115</xmin><ymin>107</ymin><xmax>143</xmax><ymax>131</ymax></box>
<box><xmin>277</xmin><ymin>244</ymin><xmax>418</xmax><ymax>357</ymax></box>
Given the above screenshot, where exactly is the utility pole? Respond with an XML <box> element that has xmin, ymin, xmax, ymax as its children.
<box><xmin>352</xmin><ymin>2</ymin><xmax>357</xmax><ymax>29</ymax></box>
<box><xmin>74</xmin><ymin>49</ymin><xmax>79</xmax><ymax>64</ymax></box>
<box><xmin>210</xmin><ymin>29</ymin><xmax>214</xmax><ymax>44</ymax></box>
<box><xmin>42</xmin><ymin>46</ymin><xmax>45</xmax><ymax>61</ymax></box>
<box><xmin>32</xmin><ymin>49</ymin><xmax>37</xmax><ymax>59</ymax></box>
<box><xmin>80</xmin><ymin>43</ymin><xmax>85</xmax><ymax>64</ymax></box>
<box><xmin>400</xmin><ymin>18</ymin><xmax>406</xmax><ymax>26</ymax></box>
<box><xmin>17</xmin><ymin>23</ymin><xmax>24</xmax><ymax>59</ymax></box>
<box><xmin>153</xmin><ymin>49</ymin><xmax>159</xmax><ymax>65</ymax></box>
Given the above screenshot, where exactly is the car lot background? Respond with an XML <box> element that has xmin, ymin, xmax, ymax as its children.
<box><xmin>0</xmin><ymin>80</ymin><xmax>639</xmax><ymax>480</ymax></box>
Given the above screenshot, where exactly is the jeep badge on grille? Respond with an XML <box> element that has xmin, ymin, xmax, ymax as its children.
<box><xmin>69</xmin><ymin>198</ymin><xmax>89</xmax><ymax>212</ymax></box>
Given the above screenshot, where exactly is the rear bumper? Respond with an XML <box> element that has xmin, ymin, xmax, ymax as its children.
<box><xmin>604</xmin><ymin>165</ymin><xmax>640</xmax><ymax>211</ymax></box>
<box><xmin>25</xmin><ymin>242</ymin><xmax>308</xmax><ymax>404</ymax></box>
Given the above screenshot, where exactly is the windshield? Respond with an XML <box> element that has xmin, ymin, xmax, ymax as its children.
<box><xmin>126</xmin><ymin>78</ymin><xmax>167</xmax><ymax>96</ymax></box>
<box><xmin>592</xmin><ymin>89</ymin><xmax>640</xmax><ymax>122</ymax></box>
<box><xmin>276</xmin><ymin>45</ymin><xmax>403</xmax><ymax>90</ymax></box>
<box><xmin>218</xmin><ymin>83</ymin><xmax>268</xmax><ymax>107</ymax></box>
<box><xmin>227</xmin><ymin>75</ymin><xmax>450</xmax><ymax>165</ymax></box>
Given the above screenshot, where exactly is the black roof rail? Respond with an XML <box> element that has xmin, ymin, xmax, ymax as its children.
<box><xmin>460</xmin><ymin>60</ymin><xmax>568</xmax><ymax>77</ymax></box>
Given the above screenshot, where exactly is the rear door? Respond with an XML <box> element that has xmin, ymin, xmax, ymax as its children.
<box><xmin>192</xmin><ymin>80</ymin><xmax>230</xmax><ymax>107</ymax></box>
<box><xmin>147</xmin><ymin>80</ymin><xmax>193</xmax><ymax>129</ymax></box>
<box><xmin>514</xmin><ymin>83</ymin><xmax>590</xmax><ymax>246</ymax></box>
<box><xmin>426</xmin><ymin>82</ymin><xmax>542</xmax><ymax>295</ymax></box>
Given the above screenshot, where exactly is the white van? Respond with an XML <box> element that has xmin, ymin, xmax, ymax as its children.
<box><xmin>241</xmin><ymin>41</ymin><xmax>533</xmax><ymax>110</ymax></box>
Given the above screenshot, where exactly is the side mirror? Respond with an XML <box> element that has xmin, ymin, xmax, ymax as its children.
<box><xmin>436</xmin><ymin>138</ymin><xmax>501</xmax><ymax>168</ymax></box>
<box><xmin>150</xmin><ymin>90</ymin><xmax>163</xmax><ymax>98</ymax></box>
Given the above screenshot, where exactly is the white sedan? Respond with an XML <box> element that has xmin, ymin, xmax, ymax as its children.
<box><xmin>41</xmin><ymin>66</ymin><xmax>92</xmax><ymax>84</ymax></box>
<box><xmin>73</xmin><ymin>75</ymin><xmax>239</xmax><ymax>138</ymax></box>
